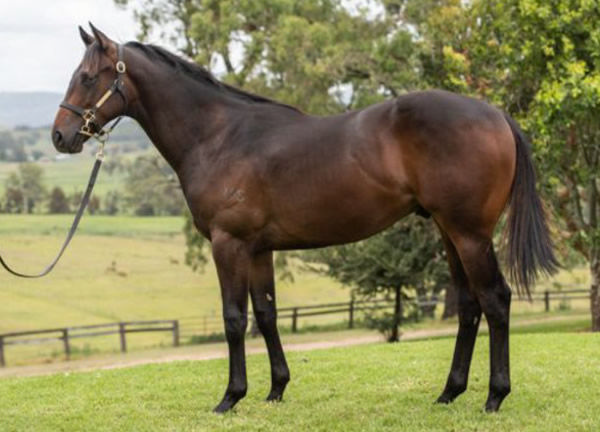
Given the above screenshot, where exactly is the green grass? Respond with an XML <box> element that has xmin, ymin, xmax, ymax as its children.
<box><xmin>0</xmin><ymin>214</ymin><xmax>183</xmax><ymax>236</ymax></box>
<box><xmin>0</xmin><ymin>333</ymin><xmax>598</xmax><ymax>431</ymax></box>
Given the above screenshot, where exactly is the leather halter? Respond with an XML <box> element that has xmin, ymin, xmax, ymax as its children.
<box><xmin>60</xmin><ymin>44</ymin><xmax>127</xmax><ymax>140</ymax></box>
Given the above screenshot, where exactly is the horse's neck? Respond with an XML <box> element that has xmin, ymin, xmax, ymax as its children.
<box><xmin>127</xmin><ymin>61</ymin><xmax>235</xmax><ymax>170</ymax></box>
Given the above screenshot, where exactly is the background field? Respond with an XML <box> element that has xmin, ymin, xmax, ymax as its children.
<box><xmin>0</xmin><ymin>120</ymin><xmax>151</xmax><ymax>199</ymax></box>
<box><xmin>0</xmin><ymin>333</ymin><xmax>598</xmax><ymax>431</ymax></box>
<box><xmin>0</xmin><ymin>212</ymin><xmax>593</xmax><ymax>366</ymax></box>
<box><xmin>0</xmin><ymin>214</ymin><xmax>354</xmax><ymax>364</ymax></box>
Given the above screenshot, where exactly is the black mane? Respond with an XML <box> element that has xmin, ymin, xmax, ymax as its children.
<box><xmin>126</xmin><ymin>42</ymin><xmax>300</xmax><ymax>112</ymax></box>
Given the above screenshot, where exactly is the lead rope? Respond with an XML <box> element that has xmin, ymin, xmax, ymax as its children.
<box><xmin>0</xmin><ymin>129</ymin><xmax>117</xmax><ymax>278</ymax></box>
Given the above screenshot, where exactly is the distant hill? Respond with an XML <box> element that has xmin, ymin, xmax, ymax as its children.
<box><xmin>0</xmin><ymin>92</ymin><xmax>63</xmax><ymax>128</ymax></box>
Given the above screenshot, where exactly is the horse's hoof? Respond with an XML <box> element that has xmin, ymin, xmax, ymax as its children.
<box><xmin>485</xmin><ymin>385</ymin><xmax>510</xmax><ymax>412</ymax></box>
<box><xmin>484</xmin><ymin>395</ymin><xmax>506</xmax><ymax>413</ymax></box>
<box><xmin>213</xmin><ymin>400</ymin><xmax>234</xmax><ymax>414</ymax></box>
<box><xmin>435</xmin><ymin>394</ymin><xmax>453</xmax><ymax>404</ymax></box>
<box><xmin>266</xmin><ymin>391</ymin><xmax>283</xmax><ymax>402</ymax></box>
<box><xmin>265</xmin><ymin>378</ymin><xmax>289</xmax><ymax>403</ymax></box>
<box><xmin>436</xmin><ymin>390</ymin><xmax>460</xmax><ymax>404</ymax></box>
<box><xmin>213</xmin><ymin>392</ymin><xmax>245</xmax><ymax>414</ymax></box>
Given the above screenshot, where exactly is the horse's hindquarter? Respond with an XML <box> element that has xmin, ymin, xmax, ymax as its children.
<box><xmin>393</xmin><ymin>91</ymin><xmax>516</xmax><ymax>236</ymax></box>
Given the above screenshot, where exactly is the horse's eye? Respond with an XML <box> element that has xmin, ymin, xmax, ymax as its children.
<box><xmin>81</xmin><ymin>74</ymin><xmax>98</xmax><ymax>88</ymax></box>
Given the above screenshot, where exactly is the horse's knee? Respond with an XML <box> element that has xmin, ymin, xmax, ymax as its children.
<box><xmin>457</xmin><ymin>297</ymin><xmax>482</xmax><ymax>327</ymax></box>
<box><xmin>224</xmin><ymin>314</ymin><xmax>248</xmax><ymax>343</ymax></box>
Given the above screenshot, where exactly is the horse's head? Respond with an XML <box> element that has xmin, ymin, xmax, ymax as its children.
<box><xmin>52</xmin><ymin>24</ymin><xmax>129</xmax><ymax>153</ymax></box>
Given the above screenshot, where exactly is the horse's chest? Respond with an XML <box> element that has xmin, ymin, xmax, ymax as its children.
<box><xmin>181</xmin><ymin>170</ymin><xmax>268</xmax><ymax>241</ymax></box>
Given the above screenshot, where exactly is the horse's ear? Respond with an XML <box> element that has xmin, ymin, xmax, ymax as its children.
<box><xmin>89</xmin><ymin>22</ymin><xmax>113</xmax><ymax>51</ymax></box>
<box><xmin>79</xmin><ymin>26</ymin><xmax>94</xmax><ymax>47</ymax></box>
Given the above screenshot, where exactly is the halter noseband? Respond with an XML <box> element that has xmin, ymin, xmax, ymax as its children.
<box><xmin>60</xmin><ymin>44</ymin><xmax>127</xmax><ymax>142</ymax></box>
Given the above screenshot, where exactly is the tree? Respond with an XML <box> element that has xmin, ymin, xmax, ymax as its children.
<box><xmin>88</xmin><ymin>195</ymin><xmax>101</xmax><ymax>215</ymax></box>
<box><xmin>103</xmin><ymin>190</ymin><xmax>121</xmax><ymax>215</ymax></box>
<box><xmin>115</xmin><ymin>0</ymin><xmax>418</xmax><ymax>114</ymax></box>
<box><xmin>2</xmin><ymin>180</ymin><xmax>24</xmax><ymax>213</ymax></box>
<box><xmin>183</xmin><ymin>210</ymin><xmax>210</xmax><ymax>272</ymax></box>
<box><xmin>123</xmin><ymin>154</ymin><xmax>186</xmax><ymax>216</ymax></box>
<box><xmin>3</xmin><ymin>163</ymin><xmax>46</xmax><ymax>214</ymax></box>
<box><xmin>47</xmin><ymin>187</ymin><xmax>70</xmax><ymax>214</ymax></box>
<box><xmin>406</xmin><ymin>0</ymin><xmax>600</xmax><ymax>330</ymax></box>
<box><xmin>302</xmin><ymin>216</ymin><xmax>450</xmax><ymax>341</ymax></box>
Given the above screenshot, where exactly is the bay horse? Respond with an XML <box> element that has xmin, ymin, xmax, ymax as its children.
<box><xmin>52</xmin><ymin>25</ymin><xmax>557</xmax><ymax>413</ymax></box>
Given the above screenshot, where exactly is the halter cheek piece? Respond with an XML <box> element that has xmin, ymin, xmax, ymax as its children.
<box><xmin>60</xmin><ymin>44</ymin><xmax>127</xmax><ymax>143</ymax></box>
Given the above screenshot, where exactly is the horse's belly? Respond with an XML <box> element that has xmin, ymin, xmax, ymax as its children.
<box><xmin>266</xmin><ymin>185</ymin><xmax>416</xmax><ymax>250</ymax></box>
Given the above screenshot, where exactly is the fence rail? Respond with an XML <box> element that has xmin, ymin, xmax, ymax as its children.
<box><xmin>0</xmin><ymin>319</ymin><xmax>179</xmax><ymax>368</ymax></box>
<box><xmin>275</xmin><ymin>289</ymin><xmax>593</xmax><ymax>334</ymax></box>
<box><xmin>0</xmin><ymin>289</ymin><xmax>591</xmax><ymax>368</ymax></box>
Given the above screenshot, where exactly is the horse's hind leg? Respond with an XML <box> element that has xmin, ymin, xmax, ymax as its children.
<box><xmin>249</xmin><ymin>251</ymin><xmax>290</xmax><ymax>402</ymax></box>
<box><xmin>451</xmin><ymin>234</ymin><xmax>512</xmax><ymax>412</ymax></box>
<box><xmin>437</xmin><ymin>231</ymin><xmax>482</xmax><ymax>404</ymax></box>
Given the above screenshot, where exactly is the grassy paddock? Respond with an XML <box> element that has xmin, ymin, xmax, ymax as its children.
<box><xmin>0</xmin><ymin>333</ymin><xmax>598</xmax><ymax>431</ymax></box>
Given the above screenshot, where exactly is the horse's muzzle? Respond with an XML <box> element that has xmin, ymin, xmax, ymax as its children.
<box><xmin>52</xmin><ymin>127</ymin><xmax>84</xmax><ymax>154</ymax></box>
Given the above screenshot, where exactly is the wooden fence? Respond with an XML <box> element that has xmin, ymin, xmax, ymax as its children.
<box><xmin>275</xmin><ymin>288</ymin><xmax>592</xmax><ymax>333</ymax></box>
<box><xmin>0</xmin><ymin>289</ymin><xmax>591</xmax><ymax>368</ymax></box>
<box><xmin>0</xmin><ymin>320</ymin><xmax>179</xmax><ymax>368</ymax></box>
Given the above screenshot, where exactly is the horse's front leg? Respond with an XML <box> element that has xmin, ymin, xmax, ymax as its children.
<box><xmin>211</xmin><ymin>232</ymin><xmax>251</xmax><ymax>413</ymax></box>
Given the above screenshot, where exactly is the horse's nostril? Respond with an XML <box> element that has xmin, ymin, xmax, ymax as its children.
<box><xmin>53</xmin><ymin>130</ymin><xmax>63</xmax><ymax>145</ymax></box>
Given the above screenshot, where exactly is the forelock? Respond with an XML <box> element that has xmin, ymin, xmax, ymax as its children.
<box><xmin>80</xmin><ymin>43</ymin><xmax>104</xmax><ymax>74</ymax></box>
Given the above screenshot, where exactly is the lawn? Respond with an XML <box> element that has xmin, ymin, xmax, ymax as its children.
<box><xmin>0</xmin><ymin>333</ymin><xmax>598</xmax><ymax>431</ymax></box>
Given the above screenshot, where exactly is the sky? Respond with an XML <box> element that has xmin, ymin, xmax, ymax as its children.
<box><xmin>0</xmin><ymin>0</ymin><xmax>139</xmax><ymax>93</ymax></box>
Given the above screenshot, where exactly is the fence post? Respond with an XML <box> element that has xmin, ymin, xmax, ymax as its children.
<box><xmin>119</xmin><ymin>322</ymin><xmax>127</xmax><ymax>353</ymax></box>
<box><xmin>172</xmin><ymin>320</ymin><xmax>180</xmax><ymax>347</ymax></box>
<box><xmin>391</xmin><ymin>286</ymin><xmax>402</xmax><ymax>342</ymax></box>
<box><xmin>0</xmin><ymin>336</ymin><xmax>5</xmax><ymax>368</ymax></box>
<box><xmin>348</xmin><ymin>299</ymin><xmax>355</xmax><ymax>329</ymax></box>
<box><xmin>292</xmin><ymin>308</ymin><xmax>298</xmax><ymax>333</ymax></box>
<box><xmin>62</xmin><ymin>329</ymin><xmax>71</xmax><ymax>361</ymax></box>
<box><xmin>544</xmin><ymin>290</ymin><xmax>550</xmax><ymax>312</ymax></box>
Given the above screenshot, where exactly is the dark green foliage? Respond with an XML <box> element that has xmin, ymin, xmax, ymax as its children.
<box><xmin>114</xmin><ymin>0</ymin><xmax>419</xmax><ymax>114</ymax></box>
<box><xmin>102</xmin><ymin>190</ymin><xmax>121</xmax><ymax>215</ymax></box>
<box><xmin>183</xmin><ymin>210</ymin><xmax>209</xmax><ymax>272</ymax></box>
<box><xmin>124</xmin><ymin>155</ymin><xmax>186</xmax><ymax>216</ymax></box>
<box><xmin>2</xmin><ymin>163</ymin><xmax>46</xmax><ymax>214</ymax></box>
<box><xmin>47</xmin><ymin>187</ymin><xmax>70</xmax><ymax>214</ymax></box>
<box><xmin>87</xmin><ymin>195</ymin><xmax>100</xmax><ymax>215</ymax></box>
<box><xmin>302</xmin><ymin>216</ymin><xmax>450</xmax><ymax>339</ymax></box>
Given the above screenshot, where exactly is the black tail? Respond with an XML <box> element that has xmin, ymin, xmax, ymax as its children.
<box><xmin>503</xmin><ymin>113</ymin><xmax>558</xmax><ymax>296</ymax></box>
